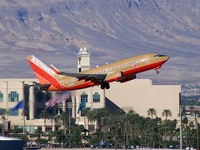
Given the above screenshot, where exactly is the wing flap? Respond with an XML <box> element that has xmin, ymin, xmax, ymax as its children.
<box><xmin>60</xmin><ymin>72</ymin><xmax>107</xmax><ymax>82</ymax></box>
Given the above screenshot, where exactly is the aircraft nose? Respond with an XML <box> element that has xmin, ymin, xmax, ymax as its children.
<box><xmin>165</xmin><ymin>56</ymin><xmax>169</xmax><ymax>61</ymax></box>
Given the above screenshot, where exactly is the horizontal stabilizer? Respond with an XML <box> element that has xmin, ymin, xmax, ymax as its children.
<box><xmin>50</xmin><ymin>64</ymin><xmax>61</xmax><ymax>74</ymax></box>
<box><xmin>29</xmin><ymin>83</ymin><xmax>51</xmax><ymax>90</ymax></box>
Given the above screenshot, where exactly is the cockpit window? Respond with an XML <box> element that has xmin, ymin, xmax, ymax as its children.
<box><xmin>154</xmin><ymin>54</ymin><xmax>160</xmax><ymax>57</ymax></box>
<box><xmin>154</xmin><ymin>54</ymin><xmax>166</xmax><ymax>57</ymax></box>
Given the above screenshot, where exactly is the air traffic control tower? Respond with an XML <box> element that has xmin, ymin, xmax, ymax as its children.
<box><xmin>77</xmin><ymin>47</ymin><xmax>90</xmax><ymax>73</ymax></box>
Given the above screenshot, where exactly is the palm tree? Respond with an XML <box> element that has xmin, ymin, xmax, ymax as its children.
<box><xmin>162</xmin><ymin>109</ymin><xmax>172</xmax><ymax>147</ymax></box>
<box><xmin>21</xmin><ymin>110</ymin><xmax>28</xmax><ymax>134</ymax></box>
<box><xmin>1</xmin><ymin>109</ymin><xmax>8</xmax><ymax>136</ymax></box>
<box><xmin>54</xmin><ymin>111</ymin><xmax>69</xmax><ymax>147</ymax></box>
<box><xmin>125</xmin><ymin>111</ymin><xmax>133</xmax><ymax>146</ymax></box>
<box><xmin>147</xmin><ymin>108</ymin><xmax>157</xmax><ymax>119</ymax></box>
<box><xmin>40</xmin><ymin>109</ymin><xmax>49</xmax><ymax>132</ymax></box>
<box><xmin>94</xmin><ymin>108</ymin><xmax>108</xmax><ymax>130</ymax></box>
<box><xmin>162</xmin><ymin>109</ymin><xmax>172</xmax><ymax>120</ymax></box>
<box><xmin>147</xmin><ymin>108</ymin><xmax>158</xmax><ymax>147</ymax></box>
<box><xmin>82</xmin><ymin>107</ymin><xmax>91</xmax><ymax>130</ymax></box>
<box><xmin>191</xmin><ymin>110</ymin><xmax>200</xmax><ymax>150</ymax></box>
<box><xmin>48</xmin><ymin>114</ymin><xmax>55</xmax><ymax>132</ymax></box>
<box><xmin>60</xmin><ymin>111</ymin><xmax>69</xmax><ymax>134</ymax></box>
<box><xmin>182</xmin><ymin>116</ymin><xmax>189</xmax><ymax>147</ymax></box>
<box><xmin>87</xmin><ymin>109</ymin><xmax>96</xmax><ymax>132</ymax></box>
<box><xmin>112</xmin><ymin>112</ymin><xmax>121</xmax><ymax>150</ymax></box>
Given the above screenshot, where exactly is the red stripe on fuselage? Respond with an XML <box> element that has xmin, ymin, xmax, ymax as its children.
<box><xmin>107</xmin><ymin>59</ymin><xmax>167</xmax><ymax>82</ymax></box>
<box><xmin>55</xmin><ymin>59</ymin><xmax>167</xmax><ymax>91</ymax></box>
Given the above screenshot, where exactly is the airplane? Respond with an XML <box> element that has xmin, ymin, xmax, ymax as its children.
<box><xmin>26</xmin><ymin>53</ymin><xmax>169</xmax><ymax>91</ymax></box>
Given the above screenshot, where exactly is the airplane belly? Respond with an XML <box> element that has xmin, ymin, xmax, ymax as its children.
<box><xmin>64</xmin><ymin>81</ymin><xmax>95</xmax><ymax>90</ymax></box>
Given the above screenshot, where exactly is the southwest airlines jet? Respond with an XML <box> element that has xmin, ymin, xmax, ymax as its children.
<box><xmin>26</xmin><ymin>53</ymin><xmax>169</xmax><ymax>91</ymax></box>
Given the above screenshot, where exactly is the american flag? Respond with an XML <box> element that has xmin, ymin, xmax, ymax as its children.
<box><xmin>45</xmin><ymin>92</ymin><xmax>70</xmax><ymax>108</ymax></box>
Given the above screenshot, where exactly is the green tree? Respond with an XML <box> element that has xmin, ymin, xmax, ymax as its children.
<box><xmin>66</xmin><ymin>122</ymin><xmax>84</xmax><ymax>148</ymax></box>
<box><xmin>191</xmin><ymin>110</ymin><xmax>200</xmax><ymax>150</ymax></box>
<box><xmin>40</xmin><ymin>109</ymin><xmax>50</xmax><ymax>142</ymax></box>
<box><xmin>40</xmin><ymin>109</ymin><xmax>49</xmax><ymax>132</ymax></box>
<box><xmin>55</xmin><ymin>111</ymin><xmax>70</xmax><ymax>147</ymax></box>
<box><xmin>162</xmin><ymin>109</ymin><xmax>172</xmax><ymax>120</ymax></box>
<box><xmin>147</xmin><ymin>108</ymin><xmax>157</xmax><ymax>119</ymax></box>
<box><xmin>82</xmin><ymin>107</ymin><xmax>91</xmax><ymax>131</ymax></box>
<box><xmin>162</xmin><ymin>109</ymin><xmax>172</xmax><ymax>147</ymax></box>
<box><xmin>182</xmin><ymin>116</ymin><xmax>189</xmax><ymax>147</ymax></box>
<box><xmin>0</xmin><ymin>109</ymin><xmax>8</xmax><ymax>136</ymax></box>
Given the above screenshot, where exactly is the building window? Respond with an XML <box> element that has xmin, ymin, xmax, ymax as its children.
<box><xmin>67</xmin><ymin>96</ymin><xmax>72</xmax><ymax>102</ymax></box>
<box><xmin>46</xmin><ymin>126</ymin><xmax>52</xmax><ymax>132</ymax></box>
<box><xmin>23</xmin><ymin>126</ymin><xmax>28</xmax><ymax>132</ymax></box>
<box><xmin>30</xmin><ymin>126</ymin><xmax>35</xmax><ymax>132</ymax></box>
<box><xmin>0</xmin><ymin>92</ymin><xmax>3</xmax><ymax>102</ymax></box>
<box><xmin>0</xmin><ymin>108</ymin><xmax>5</xmax><ymax>115</ymax></box>
<box><xmin>8</xmin><ymin>109</ymin><xmax>19</xmax><ymax>116</ymax></box>
<box><xmin>37</xmin><ymin>126</ymin><xmax>42</xmax><ymax>132</ymax></box>
<box><xmin>81</xmin><ymin>93</ymin><xmax>88</xmax><ymax>102</ymax></box>
<box><xmin>9</xmin><ymin>91</ymin><xmax>19</xmax><ymax>102</ymax></box>
<box><xmin>55</xmin><ymin>126</ymin><xmax>59</xmax><ymax>131</ymax></box>
<box><xmin>93</xmin><ymin>92</ymin><xmax>100</xmax><ymax>103</ymax></box>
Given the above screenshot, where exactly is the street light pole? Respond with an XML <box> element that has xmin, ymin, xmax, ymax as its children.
<box><xmin>69</xmin><ymin>108</ymin><xmax>71</xmax><ymax>134</ymax></box>
<box><xmin>179</xmin><ymin>93</ymin><xmax>182</xmax><ymax>150</ymax></box>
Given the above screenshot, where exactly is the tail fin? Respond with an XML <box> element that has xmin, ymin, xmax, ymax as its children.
<box><xmin>26</xmin><ymin>55</ymin><xmax>61</xmax><ymax>88</ymax></box>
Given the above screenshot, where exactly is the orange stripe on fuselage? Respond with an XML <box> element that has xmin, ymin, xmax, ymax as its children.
<box><xmin>56</xmin><ymin>59</ymin><xmax>167</xmax><ymax>91</ymax></box>
<box><xmin>28</xmin><ymin>60</ymin><xmax>62</xmax><ymax>89</ymax></box>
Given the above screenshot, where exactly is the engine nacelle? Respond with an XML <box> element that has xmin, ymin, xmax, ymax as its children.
<box><xmin>117</xmin><ymin>74</ymin><xmax>136</xmax><ymax>83</ymax></box>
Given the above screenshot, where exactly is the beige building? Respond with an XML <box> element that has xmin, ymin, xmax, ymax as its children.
<box><xmin>106</xmin><ymin>79</ymin><xmax>181</xmax><ymax>120</ymax></box>
<box><xmin>0</xmin><ymin>78</ymin><xmax>53</xmax><ymax>133</ymax></box>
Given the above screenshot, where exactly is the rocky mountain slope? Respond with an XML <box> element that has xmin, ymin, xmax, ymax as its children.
<box><xmin>0</xmin><ymin>0</ymin><xmax>200</xmax><ymax>85</ymax></box>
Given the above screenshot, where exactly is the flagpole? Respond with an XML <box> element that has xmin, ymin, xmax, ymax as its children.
<box><xmin>23</xmin><ymin>110</ymin><xmax>25</xmax><ymax>135</ymax></box>
<box><xmin>22</xmin><ymin>82</ymin><xmax>25</xmax><ymax>135</ymax></box>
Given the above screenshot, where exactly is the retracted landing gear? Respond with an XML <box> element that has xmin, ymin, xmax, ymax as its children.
<box><xmin>100</xmin><ymin>82</ymin><xmax>110</xmax><ymax>89</ymax></box>
<box><xmin>154</xmin><ymin>65</ymin><xmax>161</xmax><ymax>74</ymax></box>
<box><xmin>155</xmin><ymin>70</ymin><xmax>159</xmax><ymax>74</ymax></box>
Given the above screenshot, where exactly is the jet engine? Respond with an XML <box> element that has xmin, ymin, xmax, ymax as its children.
<box><xmin>117</xmin><ymin>74</ymin><xmax>136</xmax><ymax>83</ymax></box>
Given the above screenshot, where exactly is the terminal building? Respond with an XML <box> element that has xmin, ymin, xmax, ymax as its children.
<box><xmin>0</xmin><ymin>48</ymin><xmax>181</xmax><ymax>133</ymax></box>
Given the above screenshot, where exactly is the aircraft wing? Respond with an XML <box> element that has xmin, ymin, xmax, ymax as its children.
<box><xmin>50</xmin><ymin>64</ymin><xmax>107</xmax><ymax>82</ymax></box>
<box><xmin>60</xmin><ymin>72</ymin><xmax>107</xmax><ymax>82</ymax></box>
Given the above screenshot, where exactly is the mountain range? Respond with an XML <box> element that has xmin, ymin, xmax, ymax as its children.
<box><xmin>0</xmin><ymin>0</ymin><xmax>200</xmax><ymax>85</ymax></box>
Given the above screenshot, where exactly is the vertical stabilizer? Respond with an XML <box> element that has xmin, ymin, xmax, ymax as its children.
<box><xmin>26</xmin><ymin>55</ymin><xmax>61</xmax><ymax>89</ymax></box>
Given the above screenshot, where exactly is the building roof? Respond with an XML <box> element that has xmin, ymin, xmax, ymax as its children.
<box><xmin>0</xmin><ymin>136</ymin><xmax>22</xmax><ymax>141</ymax></box>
